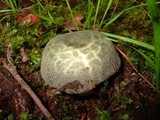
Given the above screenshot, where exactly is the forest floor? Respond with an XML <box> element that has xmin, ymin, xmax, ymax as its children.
<box><xmin>0</xmin><ymin>0</ymin><xmax>160</xmax><ymax>120</ymax></box>
<box><xmin>1</xmin><ymin>55</ymin><xmax>160</xmax><ymax>120</ymax></box>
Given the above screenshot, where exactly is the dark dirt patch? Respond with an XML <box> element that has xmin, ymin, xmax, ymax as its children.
<box><xmin>0</xmin><ymin>56</ymin><xmax>160</xmax><ymax>120</ymax></box>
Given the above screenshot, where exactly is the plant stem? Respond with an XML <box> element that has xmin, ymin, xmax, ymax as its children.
<box><xmin>99</xmin><ymin>0</ymin><xmax>113</xmax><ymax>28</ymax></box>
<box><xmin>66</xmin><ymin>0</ymin><xmax>79</xmax><ymax>31</ymax></box>
<box><xmin>83</xmin><ymin>0</ymin><xmax>93</xmax><ymax>29</ymax></box>
<box><xmin>93</xmin><ymin>0</ymin><xmax>101</xmax><ymax>28</ymax></box>
<box><xmin>146</xmin><ymin>0</ymin><xmax>160</xmax><ymax>90</ymax></box>
<box><xmin>153</xmin><ymin>21</ymin><xmax>160</xmax><ymax>89</ymax></box>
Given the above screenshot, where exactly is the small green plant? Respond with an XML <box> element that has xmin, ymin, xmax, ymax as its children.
<box><xmin>118</xmin><ymin>80</ymin><xmax>133</xmax><ymax>105</ymax></box>
<box><xmin>33</xmin><ymin>0</ymin><xmax>57</xmax><ymax>24</ymax></box>
<box><xmin>19</xmin><ymin>112</ymin><xmax>33</xmax><ymax>120</ymax></box>
<box><xmin>0</xmin><ymin>110</ymin><xmax>15</xmax><ymax>120</ymax></box>
<box><xmin>146</xmin><ymin>0</ymin><xmax>160</xmax><ymax>89</ymax></box>
<box><xmin>119</xmin><ymin>113</ymin><xmax>130</xmax><ymax>120</ymax></box>
<box><xmin>30</xmin><ymin>0</ymin><xmax>64</xmax><ymax>26</ymax></box>
<box><xmin>0</xmin><ymin>23</ymin><xmax>44</xmax><ymax>70</ymax></box>
<box><xmin>100</xmin><ymin>81</ymin><xmax>109</xmax><ymax>93</ymax></box>
<box><xmin>118</xmin><ymin>95</ymin><xmax>133</xmax><ymax>105</ymax></box>
<box><xmin>29</xmin><ymin>49</ymin><xmax>41</xmax><ymax>69</ymax></box>
<box><xmin>65</xmin><ymin>0</ymin><xmax>79</xmax><ymax>30</ymax></box>
<box><xmin>1</xmin><ymin>0</ymin><xmax>20</xmax><ymax>14</ymax></box>
<box><xmin>65</xmin><ymin>0</ymin><xmax>114</xmax><ymax>30</ymax></box>
<box><xmin>96</xmin><ymin>109</ymin><xmax>112</xmax><ymax>120</ymax></box>
<box><xmin>0</xmin><ymin>23</ymin><xmax>24</xmax><ymax>54</ymax></box>
<box><xmin>7</xmin><ymin>114</ymin><xmax>14</xmax><ymax>120</ymax></box>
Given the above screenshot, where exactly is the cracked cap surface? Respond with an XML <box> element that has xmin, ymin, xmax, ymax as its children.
<box><xmin>41</xmin><ymin>30</ymin><xmax>121</xmax><ymax>94</ymax></box>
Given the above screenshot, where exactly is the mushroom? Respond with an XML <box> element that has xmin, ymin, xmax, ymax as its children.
<box><xmin>41</xmin><ymin>30</ymin><xmax>121</xmax><ymax>94</ymax></box>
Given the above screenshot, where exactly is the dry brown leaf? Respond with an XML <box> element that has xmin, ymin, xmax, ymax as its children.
<box><xmin>63</xmin><ymin>14</ymin><xmax>84</xmax><ymax>30</ymax></box>
<box><xmin>17</xmin><ymin>13</ymin><xmax>41</xmax><ymax>25</ymax></box>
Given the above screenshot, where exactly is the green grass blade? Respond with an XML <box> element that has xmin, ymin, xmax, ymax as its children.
<box><xmin>104</xmin><ymin>2</ymin><xmax>160</xmax><ymax>27</ymax></box>
<box><xmin>102</xmin><ymin>32</ymin><xmax>155</xmax><ymax>51</ymax></box>
<box><xmin>104</xmin><ymin>9</ymin><xmax>125</xmax><ymax>27</ymax></box>
<box><xmin>0</xmin><ymin>9</ymin><xmax>13</xmax><ymax>12</ymax></box>
<box><xmin>93</xmin><ymin>0</ymin><xmax>101</xmax><ymax>28</ymax></box>
<box><xmin>99</xmin><ymin>0</ymin><xmax>113</xmax><ymax>28</ymax></box>
<box><xmin>35</xmin><ymin>0</ymin><xmax>57</xmax><ymax>24</ymax></box>
<box><xmin>36</xmin><ymin>14</ymin><xmax>56</xmax><ymax>24</ymax></box>
<box><xmin>66</xmin><ymin>0</ymin><xmax>79</xmax><ymax>31</ymax></box>
<box><xmin>153</xmin><ymin>22</ymin><xmax>160</xmax><ymax>88</ymax></box>
<box><xmin>146</xmin><ymin>0</ymin><xmax>160</xmax><ymax>89</ymax></box>
<box><xmin>2</xmin><ymin>0</ymin><xmax>19</xmax><ymax>14</ymax></box>
<box><xmin>146</xmin><ymin>0</ymin><xmax>159</xmax><ymax>20</ymax></box>
<box><xmin>13</xmin><ymin>0</ymin><xmax>18</xmax><ymax>9</ymax></box>
<box><xmin>37</xmin><ymin>0</ymin><xmax>45</xmax><ymax>11</ymax></box>
<box><xmin>47</xmin><ymin>11</ymin><xmax>53</xmax><ymax>21</ymax></box>
<box><xmin>105</xmin><ymin>10</ymin><xmax>125</xmax><ymax>27</ymax></box>
<box><xmin>9</xmin><ymin>0</ymin><xmax>15</xmax><ymax>10</ymax></box>
<box><xmin>104</xmin><ymin>36</ymin><xmax>155</xmax><ymax>68</ymax></box>
<box><xmin>104</xmin><ymin>37</ymin><xmax>119</xmax><ymax>43</ymax></box>
<box><xmin>3</xmin><ymin>0</ymin><xmax>10</xmax><ymax>8</ymax></box>
<box><xmin>83</xmin><ymin>0</ymin><xmax>93</xmax><ymax>29</ymax></box>
<box><xmin>134</xmin><ymin>48</ymin><xmax>155</xmax><ymax>68</ymax></box>
<box><xmin>0</xmin><ymin>15</ymin><xmax>10</xmax><ymax>22</ymax></box>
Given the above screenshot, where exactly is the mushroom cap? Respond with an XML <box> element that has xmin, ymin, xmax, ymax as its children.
<box><xmin>41</xmin><ymin>30</ymin><xmax>121</xmax><ymax>94</ymax></box>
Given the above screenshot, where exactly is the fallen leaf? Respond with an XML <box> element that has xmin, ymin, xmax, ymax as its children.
<box><xmin>17</xmin><ymin>13</ymin><xmax>41</xmax><ymax>25</ymax></box>
<box><xmin>63</xmin><ymin>14</ymin><xmax>84</xmax><ymax>30</ymax></box>
<box><xmin>17</xmin><ymin>13</ymin><xmax>28</xmax><ymax>23</ymax></box>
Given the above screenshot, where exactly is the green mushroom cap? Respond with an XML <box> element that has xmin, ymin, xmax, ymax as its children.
<box><xmin>41</xmin><ymin>30</ymin><xmax>121</xmax><ymax>94</ymax></box>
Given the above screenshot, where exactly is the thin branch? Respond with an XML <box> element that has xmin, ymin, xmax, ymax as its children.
<box><xmin>116</xmin><ymin>46</ymin><xmax>158</xmax><ymax>92</ymax></box>
<box><xmin>0</xmin><ymin>72</ymin><xmax>13</xmax><ymax>85</ymax></box>
<box><xmin>3</xmin><ymin>44</ymin><xmax>55</xmax><ymax>120</ymax></box>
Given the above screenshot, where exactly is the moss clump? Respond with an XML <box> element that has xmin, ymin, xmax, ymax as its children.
<box><xmin>0</xmin><ymin>23</ymin><xmax>24</xmax><ymax>54</ymax></box>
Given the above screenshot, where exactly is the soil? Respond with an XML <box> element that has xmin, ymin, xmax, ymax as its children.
<box><xmin>1</xmin><ymin>55</ymin><xmax>160</xmax><ymax>120</ymax></box>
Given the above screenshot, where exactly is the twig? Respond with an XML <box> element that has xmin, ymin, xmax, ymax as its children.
<box><xmin>115</xmin><ymin>46</ymin><xmax>158</xmax><ymax>92</ymax></box>
<box><xmin>0</xmin><ymin>72</ymin><xmax>13</xmax><ymax>85</ymax></box>
<box><xmin>3</xmin><ymin>44</ymin><xmax>55</xmax><ymax>120</ymax></box>
<box><xmin>80</xmin><ymin>113</ymin><xmax>86</xmax><ymax>120</ymax></box>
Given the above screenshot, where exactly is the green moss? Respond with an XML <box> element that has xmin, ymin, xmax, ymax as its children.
<box><xmin>0</xmin><ymin>23</ymin><xmax>24</xmax><ymax>54</ymax></box>
<box><xmin>119</xmin><ymin>112</ymin><xmax>130</xmax><ymax>120</ymax></box>
<box><xmin>0</xmin><ymin>22</ymin><xmax>56</xmax><ymax>71</ymax></box>
<box><xmin>19</xmin><ymin>112</ymin><xmax>33</xmax><ymax>120</ymax></box>
<box><xmin>29</xmin><ymin>49</ymin><xmax>41</xmax><ymax>69</ymax></box>
<box><xmin>96</xmin><ymin>108</ymin><xmax>112</xmax><ymax>120</ymax></box>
